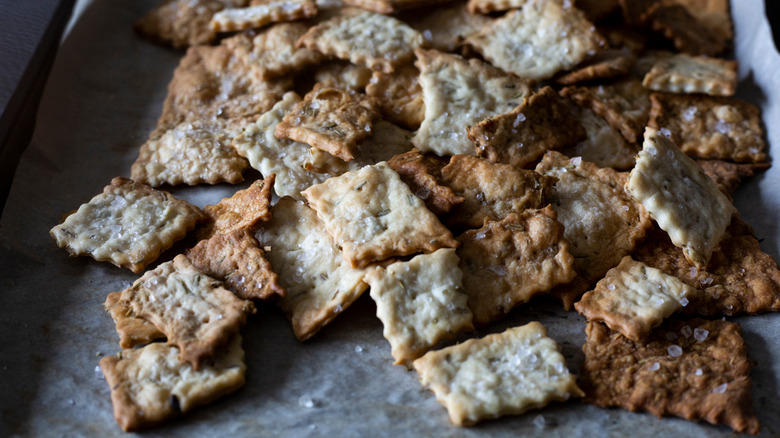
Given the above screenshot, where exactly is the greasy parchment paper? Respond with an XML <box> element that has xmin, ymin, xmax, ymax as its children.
<box><xmin>1</xmin><ymin>1</ymin><xmax>779</xmax><ymax>436</ymax></box>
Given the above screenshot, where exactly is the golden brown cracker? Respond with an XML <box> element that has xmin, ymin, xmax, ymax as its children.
<box><xmin>312</xmin><ymin>61</ymin><xmax>374</xmax><ymax>92</ymax></box>
<box><xmin>555</xmin><ymin>48</ymin><xmax>636</xmax><ymax>85</ymax></box>
<box><xmin>199</xmin><ymin>175</ymin><xmax>275</xmax><ymax>239</ymax></box>
<box><xmin>105</xmin><ymin>292</ymin><xmax>166</xmax><ymax>349</ymax></box>
<box><xmin>210</xmin><ymin>0</ymin><xmax>318</xmax><ymax>33</ymax></box>
<box><xmin>466</xmin><ymin>0</ymin><xmax>529</xmax><ymax>14</ymax></box>
<box><xmin>402</xmin><ymin>2</ymin><xmax>491</xmax><ymax>53</ymax></box>
<box><xmin>387</xmin><ymin>149</ymin><xmax>465</xmax><ymax>216</ymax></box>
<box><xmin>642</xmin><ymin>53</ymin><xmax>737</xmax><ymax>96</ymax></box>
<box><xmin>342</xmin><ymin>0</ymin><xmax>451</xmax><ymax>14</ymax></box>
<box><xmin>134</xmin><ymin>0</ymin><xmax>246</xmax><ymax>49</ymax></box>
<box><xmin>696</xmin><ymin>160</ymin><xmax>770</xmax><ymax>198</ymax></box>
<box><xmin>365</xmin><ymin>64</ymin><xmax>425</xmax><ymax>131</ymax></box>
<box><xmin>559</xmin><ymin>102</ymin><xmax>638</xmax><ymax>170</ymax></box>
<box><xmin>646</xmin><ymin>3</ymin><xmax>729</xmax><ymax>56</ymax></box>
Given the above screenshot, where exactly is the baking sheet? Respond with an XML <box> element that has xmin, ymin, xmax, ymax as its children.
<box><xmin>1</xmin><ymin>1</ymin><xmax>779</xmax><ymax>436</ymax></box>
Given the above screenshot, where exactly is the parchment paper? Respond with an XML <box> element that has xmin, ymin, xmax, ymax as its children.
<box><xmin>1</xmin><ymin>1</ymin><xmax>779</xmax><ymax>436</ymax></box>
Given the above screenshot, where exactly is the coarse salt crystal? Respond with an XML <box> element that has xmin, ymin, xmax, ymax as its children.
<box><xmin>695</xmin><ymin>368</ymin><xmax>703</xmax><ymax>376</ymax></box>
<box><xmin>693</xmin><ymin>328</ymin><xmax>708</xmax><ymax>342</ymax></box>
<box><xmin>713</xmin><ymin>383</ymin><xmax>728</xmax><ymax>394</ymax></box>
<box><xmin>570</xmin><ymin>156</ymin><xmax>582</xmax><ymax>166</ymax></box>
<box><xmin>689</xmin><ymin>267</ymin><xmax>698</xmax><ymax>278</ymax></box>
<box><xmin>355</xmin><ymin>345</ymin><xmax>363</xmax><ymax>353</ymax></box>
<box><xmin>607</xmin><ymin>284</ymin><xmax>615</xmax><ymax>291</ymax></box>
<box><xmin>680</xmin><ymin>297</ymin><xmax>689</xmax><ymax>307</ymax></box>
<box><xmin>488</xmin><ymin>265</ymin><xmax>507</xmax><ymax>276</ymax></box>
<box><xmin>533</xmin><ymin>414</ymin><xmax>546</xmax><ymax>429</ymax></box>
<box><xmin>95</xmin><ymin>365</ymin><xmax>104</xmax><ymax>380</ymax></box>
<box><xmin>659</xmin><ymin>127</ymin><xmax>672</xmax><ymax>138</ymax></box>
<box><xmin>667</xmin><ymin>345</ymin><xmax>682</xmax><ymax>357</ymax></box>
<box><xmin>648</xmin><ymin>362</ymin><xmax>660</xmax><ymax>371</ymax></box>
<box><xmin>680</xmin><ymin>325</ymin><xmax>692</xmax><ymax>338</ymax></box>
<box><xmin>299</xmin><ymin>395</ymin><xmax>317</xmax><ymax>408</ymax></box>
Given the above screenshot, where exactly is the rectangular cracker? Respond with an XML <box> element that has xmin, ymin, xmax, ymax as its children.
<box><xmin>50</xmin><ymin>177</ymin><xmax>204</xmax><ymax>274</ymax></box>
<box><xmin>104</xmin><ymin>291</ymin><xmax>166</xmax><ymax>349</ymax></box>
<box><xmin>387</xmin><ymin>149</ymin><xmax>465</xmax><ymax>216</ymax></box>
<box><xmin>648</xmin><ymin>92</ymin><xmax>767</xmax><ymax>163</ymax></box>
<box><xmin>469</xmin><ymin>86</ymin><xmax>587</xmax><ymax>169</ymax></box>
<box><xmin>642</xmin><ymin>53</ymin><xmax>737</xmax><ymax>96</ymax></box>
<box><xmin>302</xmin><ymin>162</ymin><xmax>458</xmax><ymax>268</ymax></box>
<box><xmin>100</xmin><ymin>335</ymin><xmax>245</xmax><ymax>432</ymax></box>
<box><xmin>413</xmin><ymin>322</ymin><xmax>584</xmax><ymax>426</ymax></box>
<box><xmin>199</xmin><ymin>175</ymin><xmax>275</xmax><ymax>239</ymax></box>
<box><xmin>411</xmin><ymin>49</ymin><xmax>531</xmax><ymax>157</ymax></box>
<box><xmin>210</xmin><ymin>0</ymin><xmax>318</xmax><ymax>33</ymax></box>
<box><xmin>366</xmin><ymin>248</ymin><xmax>473</xmax><ymax>367</ymax></box>
<box><xmin>134</xmin><ymin>0</ymin><xmax>246</xmax><ymax>49</ymax></box>
<box><xmin>456</xmin><ymin>206</ymin><xmax>576</xmax><ymax>325</ymax></box>
<box><xmin>626</xmin><ymin>127</ymin><xmax>737</xmax><ymax>268</ymax></box>
<box><xmin>558</xmin><ymin>101</ymin><xmax>638</xmax><ymax>170</ymax></box>
<box><xmin>365</xmin><ymin>64</ymin><xmax>425</xmax><ymax>131</ymax></box>
<box><xmin>254</xmin><ymin>197</ymin><xmax>370</xmax><ymax>340</ymax></box>
<box><xmin>402</xmin><ymin>2</ymin><xmax>492</xmax><ymax>53</ymax></box>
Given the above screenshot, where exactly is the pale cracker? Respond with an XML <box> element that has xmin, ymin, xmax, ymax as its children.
<box><xmin>413</xmin><ymin>322</ymin><xmax>584</xmax><ymax>427</ymax></box>
<box><xmin>365</xmin><ymin>64</ymin><xmax>425</xmax><ymax>131</ymax></box>
<box><xmin>210</xmin><ymin>0</ymin><xmax>318</xmax><ymax>33</ymax></box>
<box><xmin>296</xmin><ymin>8</ymin><xmax>424</xmax><ymax>74</ymax></box>
<box><xmin>465</xmin><ymin>0</ymin><xmax>605</xmax><ymax>81</ymax></box>
<box><xmin>456</xmin><ymin>207</ymin><xmax>576</xmax><ymax>325</ymax></box>
<box><xmin>403</xmin><ymin>2</ymin><xmax>491</xmax><ymax>53</ymax></box>
<box><xmin>411</xmin><ymin>49</ymin><xmax>531</xmax><ymax>157</ymax></box>
<box><xmin>466</xmin><ymin>0</ymin><xmax>529</xmax><ymax>14</ymax></box>
<box><xmin>254</xmin><ymin>197</ymin><xmax>370</xmax><ymax>340</ymax></box>
<box><xmin>642</xmin><ymin>53</ymin><xmax>737</xmax><ymax>96</ymax></box>
<box><xmin>134</xmin><ymin>0</ymin><xmax>246</xmax><ymax>49</ymax></box>
<box><xmin>50</xmin><ymin>177</ymin><xmax>204</xmax><ymax>274</ymax></box>
<box><xmin>104</xmin><ymin>291</ymin><xmax>166</xmax><ymax>349</ymax></box>
<box><xmin>626</xmin><ymin>127</ymin><xmax>737</xmax><ymax>268</ymax></box>
<box><xmin>100</xmin><ymin>335</ymin><xmax>245</xmax><ymax>432</ymax></box>
<box><xmin>558</xmin><ymin>102</ymin><xmax>637</xmax><ymax>170</ymax></box>
<box><xmin>343</xmin><ymin>0</ymin><xmax>451</xmax><ymax>14</ymax></box>
<box><xmin>366</xmin><ymin>248</ymin><xmax>473</xmax><ymax>367</ymax></box>
<box><xmin>313</xmin><ymin>61</ymin><xmax>374</xmax><ymax>91</ymax></box>
<box><xmin>574</xmin><ymin>256</ymin><xmax>698</xmax><ymax>341</ymax></box>
<box><xmin>387</xmin><ymin>149</ymin><xmax>465</xmax><ymax>216</ymax></box>
<box><xmin>115</xmin><ymin>255</ymin><xmax>256</xmax><ymax>369</ymax></box>
<box><xmin>199</xmin><ymin>175</ymin><xmax>275</xmax><ymax>239</ymax></box>
<box><xmin>302</xmin><ymin>162</ymin><xmax>458</xmax><ymax>267</ymax></box>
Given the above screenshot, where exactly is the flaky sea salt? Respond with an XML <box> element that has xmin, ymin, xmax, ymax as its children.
<box><xmin>695</xmin><ymin>368</ymin><xmax>703</xmax><ymax>376</ymax></box>
<box><xmin>680</xmin><ymin>325</ymin><xmax>693</xmax><ymax>338</ymax></box>
<box><xmin>607</xmin><ymin>284</ymin><xmax>615</xmax><ymax>291</ymax></box>
<box><xmin>355</xmin><ymin>345</ymin><xmax>363</xmax><ymax>353</ymax></box>
<box><xmin>533</xmin><ymin>414</ymin><xmax>546</xmax><ymax>429</ymax></box>
<box><xmin>298</xmin><ymin>396</ymin><xmax>317</xmax><ymax>408</ymax></box>
<box><xmin>679</xmin><ymin>297</ymin><xmax>689</xmax><ymax>307</ymax></box>
<box><xmin>667</xmin><ymin>345</ymin><xmax>682</xmax><ymax>357</ymax></box>
<box><xmin>648</xmin><ymin>362</ymin><xmax>660</xmax><ymax>371</ymax></box>
<box><xmin>693</xmin><ymin>328</ymin><xmax>709</xmax><ymax>342</ymax></box>
<box><xmin>713</xmin><ymin>383</ymin><xmax>728</xmax><ymax>394</ymax></box>
<box><xmin>659</xmin><ymin>127</ymin><xmax>672</xmax><ymax>138</ymax></box>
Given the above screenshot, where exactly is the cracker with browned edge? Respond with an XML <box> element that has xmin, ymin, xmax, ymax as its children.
<box><xmin>134</xmin><ymin>0</ymin><xmax>247</xmax><ymax>49</ymax></box>
<box><xmin>366</xmin><ymin>64</ymin><xmax>425</xmax><ymax>131</ymax></box>
<box><xmin>456</xmin><ymin>207</ymin><xmax>576</xmax><ymax>325</ymax></box>
<box><xmin>575</xmin><ymin>0</ymin><xmax>620</xmax><ymax>23</ymax></box>
<box><xmin>187</xmin><ymin>229</ymin><xmax>285</xmax><ymax>301</ymax></box>
<box><xmin>366</xmin><ymin>249</ymin><xmax>473</xmax><ymax>367</ymax></box>
<box><xmin>403</xmin><ymin>2</ymin><xmax>491</xmax><ymax>53</ymax></box>
<box><xmin>466</xmin><ymin>0</ymin><xmax>528</xmax><ymax>14</ymax></box>
<box><xmin>50</xmin><ymin>177</ymin><xmax>205</xmax><ymax>274</ymax></box>
<box><xmin>440</xmin><ymin>155</ymin><xmax>556</xmax><ymax>229</ymax></box>
<box><xmin>114</xmin><ymin>255</ymin><xmax>256</xmax><ymax>369</ymax></box>
<box><xmin>387</xmin><ymin>149</ymin><xmax>465</xmax><ymax>216</ymax></box>
<box><xmin>255</xmin><ymin>198</ymin><xmax>370</xmax><ymax>340</ymax></box>
<box><xmin>105</xmin><ymin>292</ymin><xmax>166</xmax><ymax>349</ymax></box>
<box><xmin>556</xmin><ymin>48</ymin><xmax>636</xmax><ymax>85</ymax></box>
<box><xmin>696</xmin><ymin>160</ymin><xmax>770</xmax><ymax>198</ymax></box>
<box><xmin>559</xmin><ymin>102</ymin><xmax>637</xmax><ymax>170</ymax></box>
<box><xmin>470</xmin><ymin>86</ymin><xmax>586</xmax><ymax>169</ymax></box>
<box><xmin>642</xmin><ymin>54</ymin><xmax>736</xmax><ymax>96</ymax></box>
<box><xmin>646</xmin><ymin>3</ymin><xmax>729</xmax><ymax>56</ymax></box>
<box><xmin>412</xmin><ymin>49</ymin><xmax>531</xmax><ymax>157</ymax></box>
<box><xmin>313</xmin><ymin>61</ymin><xmax>374</xmax><ymax>92</ymax></box>
<box><xmin>210</xmin><ymin>0</ymin><xmax>317</xmax><ymax>33</ymax></box>
<box><xmin>303</xmin><ymin>162</ymin><xmax>458</xmax><ymax>267</ymax></box>
<box><xmin>413</xmin><ymin>322</ymin><xmax>583</xmax><ymax>427</ymax></box>
<box><xmin>580</xmin><ymin>319</ymin><xmax>760</xmax><ymax>435</ymax></box>
<box><xmin>198</xmin><ymin>176</ymin><xmax>274</xmax><ymax>240</ymax></box>
<box><xmin>674</xmin><ymin>0</ymin><xmax>733</xmax><ymax>44</ymax></box>
<box><xmin>100</xmin><ymin>335</ymin><xmax>245</xmax><ymax>432</ymax></box>
<box><xmin>648</xmin><ymin>93</ymin><xmax>767</xmax><ymax>163</ymax></box>
<box><xmin>343</xmin><ymin>0</ymin><xmax>451</xmax><ymax>14</ymax></box>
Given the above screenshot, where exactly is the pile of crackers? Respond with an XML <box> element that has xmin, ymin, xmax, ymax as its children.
<box><xmin>49</xmin><ymin>0</ymin><xmax>777</xmax><ymax>433</ymax></box>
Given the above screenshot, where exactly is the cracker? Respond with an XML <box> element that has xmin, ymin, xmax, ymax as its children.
<box><xmin>673</xmin><ymin>0</ymin><xmax>733</xmax><ymax>44</ymax></box>
<box><xmin>411</xmin><ymin>49</ymin><xmax>531</xmax><ymax>157</ymax></box>
<box><xmin>50</xmin><ymin>177</ymin><xmax>204</xmax><ymax>274</ymax></box>
<box><xmin>413</xmin><ymin>322</ymin><xmax>584</xmax><ymax>426</ymax></box>
<box><xmin>366</xmin><ymin>249</ymin><xmax>473</xmax><ymax>367</ymax></box>
<box><xmin>313</xmin><ymin>61</ymin><xmax>374</xmax><ymax>92</ymax></box>
<box><xmin>580</xmin><ymin>319</ymin><xmax>760</xmax><ymax>435</ymax></box>
<box><xmin>274</xmin><ymin>84</ymin><xmax>380</xmax><ymax>162</ymax></box>
<box><xmin>561</xmin><ymin>77</ymin><xmax>651</xmax><ymax>144</ymax></box>
<box><xmin>440</xmin><ymin>155</ymin><xmax>556</xmax><ymax>229</ymax></box>
<box><xmin>574</xmin><ymin>256</ymin><xmax>698</xmax><ymax>341</ymax></box>
<box><xmin>186</xmin><ymin>229</ymin><xmax>286</xmax><ymax>301</ymax></box>
<box><xmin>255</xmin><ymin>198</ymin><xmax>370</xmax><ymax>340</ymax></box>
<box><xmin>104</xmin><ymin>292</ymin><xmax>166</xmax><ymax>349</ymax></box>
<box><xmin>343</xmin><ymin>0</ymin><xmax>451</xmax><ymax>14</ymax></box>
<box><xmin>210</xmin><ymin>0</ymin><xmax>318</xmax><ymax>33</ymax></box>
<box><xmin>575</xmin><ymin>0</ymin><xmax>621</xmax><ymax>23</ymax></box>
<box><xmin>642</xmin><ymin>54</ymin><xmax>737</xmax><ymax>96</ymax></box>
<box><xmin>456</xmin><ymin>207</ymin><xmax>576</xmax><ymax>325</ymax></box>
<box><xmin>626</xmin><ymin>127</ymin><xmax>737</xmax><ymax>268</ymax></box>
<box><xmin>648</xmin><ymin>93</ymin><xmax>767</xmax><ymax>163</ymax></box>
<box><xmin>555</xmin><ymin>48</ymin><xmax>636</xmax><ymax>85</ymax></box>
<box><xmin>470</xmin><ymin>86</ymin><xmax>587</xmax><ymax>169</ymax></box>
<box><xmin>134</xmin><ymin>0</ymin><xmax>246</xmax><ymax>49</ymax></box>
<box><xmin>558</xmin><ymin>102</ymin><xmax>637</xmax><ymax>170</ymax></box>
<box><xmin>365</xmin><ymin>64</ymin><xmax>425</xmax><ymax>131</ymax></box>
<box><xmin>100</xmin><ymin>335</ymin><xmax>245</xmax><ymax>432</ymax></box>
<box><xmin>296</xmin><ymin>8</ymin><xmax>424</xmax><ymax>74</ymax></box>
<box><xmin>199</xmin><ymin>176</ymin><xmax>275</xmax><ymax>239</ymax></box>
<box><xmin>696</xmin><ymin>160</ymin><xmax>770</xmax><ymax>198</ymax></box>
<box><xmin>466</xmin><ymin>0</ymin><xmax>529</xmax><ymax>14</ymax></box>
<box><xmin>114</xmin><ymin>255</ymin><xmax>256</xmax><ymax>369</ymax></box>
<box><xmin>302</xmin><ymin>162</ymin><xmax>458</xmax><ymax>267</ymax></box>
<box><xmin>617</xmin><ymin>0</ymin><xmax>658</xmax><ymax>26</ymax></box>
<box><xmin>387</xmin><ymin>149</ymin><xmax>465</xmax><ymax>216</ymax></box>
<box><xmin>403</xmin><ymin>2</ymin><xmax>491</xmax><ymax>53</ymax></box>
<box><xmin>465</xmin><ymin>1</ymin><xmax>605</xmax><ymax>81</ymax></box>
<box><xmin>646</xmin><ymin>3</ymin><xmax>728</xmax><ymax>56</ymax></box>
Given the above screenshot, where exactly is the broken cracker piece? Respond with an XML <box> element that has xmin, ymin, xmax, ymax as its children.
<box><xmin>403</xmin><ymin>2</ymin><xmax>491</xmax><ymax>53</ymax></box>
<box><xmin>696</xmin><ymin>160</ymin><xmax>770</xmax><ymax>198</ymax></box>
<box><xmin>555</xmin><ymin>48</ymin><xmax>636</xmax><ymax>85</ymax></box>
<box><xmin>199</xmin><ymin>175</ymin><xmax>275</xmax><ymax>239</ymax></box>
<box><xmin>313</xmin><ymin>61</ymin><xmax>374</xmax><ymax>92</ymax></box>
<box><xmin>134</xmin><ymin>0</ymin><xmax>246</xmax><ymax>49</ymax></box>
<box><xmin>646</xmin><ymin>3</ymin><xmax>729</xmax><ymax>56</ymax></box>
<box><xmin>558</xmin><ymin>102</ymin><xmax>637</xmax><ymax>170</ymax></box>
<box><xmin>642</xmin><ymin>53</ymin><xmax>737</xmax><ymax>96</ymax></box>
<box><xmin>105</xmin><ymin>291</ymin><xmax>166</xmax><ymax>349</ymax></box>
<box><xmin>365</xmin><ymin>64</ymin><xmax>425</xmax><ymax>131</ymax></box>
<box><xmin>387</xmin><ymin>149</ymin><xmax>464</xmax><ymax>216</ymax></box>
<box><xmin>210</xmin><ymin>0</ymin><xmax>318</xmax><ymax>33</ymax></box>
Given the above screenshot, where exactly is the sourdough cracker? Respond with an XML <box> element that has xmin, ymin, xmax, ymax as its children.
<box><xmin>365</xmin><ymin>64</ymin><xmax>425</xmax><ymax>131</ymax></box>
<box><xmin>387</xmin><ymin>149</ymin><xmax>465</xmax><ymax>216</ymax></box>
<box><xmin>199</xmin><ymin>175</ymin><xmax>275</xmax><ymax>239</ymax></box>
<box><xmin>313</xmin><ymin>61</ymin><xmax>374</xmax><ymax>92</ymax></box>
<box><xmin>646</xmin><ymin>3</ymin><xmax>729</xmax><ymax>56</ymax></box>
<box><xmin>210</xmin><ymin>0</ymin><xmax>318</xmax><ymax>33</ymax></box>
<box><xmin>105</xmin><ymin>292</ymin><xmax>166</xmax><ymax>349</ymax></box>
<box><xmin>134</xmin><ymin>0</ymin><xmax>247</xmax><ymax>49</ymax></box>
<box><xmin>555</xmin><ymin>48</ymin><xmax>636</xmax><ymax>85</ymax></box>
<box><xmin>642</xmin><ymin>53</ymin><xmax>737</xmax><ymax>96</ymax></box>
<box><xmin>696</xmin><ymin>160</ymin><xmax>770</xmax><ymax>198</ymax></box>
<box><xmin>558</xmin><ymin>102</ymin><xmax>637</xmax><ymax>170</ymax></box>
<box><xmin>403</xmin><ymin>2</ymin><xmax>491</xmax><ymax>53</ymax></box>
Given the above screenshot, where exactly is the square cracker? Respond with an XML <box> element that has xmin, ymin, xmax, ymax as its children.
<box><xmin>199</xmin><ymin>175</ymin><xmax>275</xmax><ymax>239</ymax></box>
<box><xmin>642</xmin><ymin>53</ymin><xmax>737</xmax><ymax>96</ymax></box>
<box><xmin>365</xmin><ymin>248</ymin><xmax>473</xmax><ymax>367</ymax></box>
<box><xmin>574</xmin><ymin>256</ymin><xmax>698</xmax><ymax>341</ymax></box>
<box><xmin>274</xmin><ymin>84</ymin><xmax>380</xmax><ymax>162</ymax></box>
<box><xmin>626</xmin><ymin>127</ymin><xmax>737</xmax><ymax>268</ymax></box>
<box><xmin>254</xmin><ymin>198</ymin><xmax>370</xmax><ymax>340</ymax></box>
<box><xmin>558</xmin><ymin>102</ymin><xmax>637</xmax><ymax>170</ymax></box>
<box><xmin>104</xmin><ymin>291</ymin><xmax>166</xmax><ymax>349</ymax></box>
<box><xmin>302</xmin><ymin>162</ymin><xmax>458</xmax><ymax>268</ymax></box>
<box><xmin>387</xmin><ymin>149</ymin><xmax>465</xmax><ymax>216</ymax></box>
<box><xmin>210</xmin><ymin>0</ymin><xmax>318</xmax><ymax>33</ymax></box>
<box><xmin>296</xmin><ymin>8</ymin><xmax>424</xmax><ymax>74</ymax></box>
<box><xmin>402</xmin><ymin>2</ymin><xmax>492</xmax><ymax>53</ymax></box>
<box><xmin>580</xmin><ymin>319</ymin><xmax>760</xmax><ymax>435</ymax></box>
<box><xmin>50</xmin><ymin>177</ymin><xmax>204</xmax><ymax>274</ymax></box>
<box><xmin>114</xmin><ymin>255</ymin><xmax>256</xmax><ymax>369</ymax></box>
<box><xmin>134</xmin><ymin>0</ymin><xmax>246</xmax><ymax>49</ymax></box>
<box><xmin>440</xmin><ymin>155</ymin><xmax>556</xmax><ymax>229</ymax></box>
<box><xmin>413</xmin><ymin>321</ymin><xmax>584</xmax><ymax>427</ymax></box>
<box><xmin>100</xmin><ymin>335</ymin><xmax>245</xmax><ymax>432</ymax></box>
<box><xmin>186</xmin><ymin>229</ymin><xmax>286</xmax><ymax>301</ymax></box>
<box><xmin>365</xmin><ymin>64</ymin><xmax>425</xmax><ymax>131</ymax></box>
<box><xmin>456</xmin><ymin>206</ymin><xmax>576</xmax><ymax>325</ymax></box>
<box><xmin>411</xmin><ymin>49</ymin><xmax>531</xmax><ymax>157</ymax></box>
<box><xmin>465</xmin><ymin>0</ymin><xmax>605</xmax><ymax>81</ymax></box>
<box><xmin>648</xmin><ymin>93</ymin><xmax>767</xmax><ymax>163</ymax></box>
<box><xmin>469</xmin><ymin>86</ymin><xmax>587</xmax><ymax>169</ymax></box>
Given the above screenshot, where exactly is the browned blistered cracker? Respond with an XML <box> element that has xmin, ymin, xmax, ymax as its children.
<box><xmin>105</xmin><ymin>292</ymin><xmax>166</xmax><ymax>349</ymax></box>
<box><xmin>403</xmin><ymin>2</ymin><xmax>491</xmax><ymax>53</ymax></box>
<box><xmin>470</xmin><ymin>86</ymin><xmax>587</xmax><ymax>169</ymax></box>
<box><xmin>210</xmin><ymin>0</ymin><xmax>317</xmax><ymax>33</ymax></box>
<box><xmin>412</xmin><ymin>49</ymin><xmax>531</xmax><ymax>157</ymax></box>
<box><xmin>274</xmin><ymin>84</ymin><xmax>380</xmax><ymax>161</ymax></box>
<box><xmin>440</xmin><ymin>155</ymin><xmax>556</xmax><ymax>229</ymax></box>
<box><xmin>648</xmin><ymin>93</ymin><xmax>767</xmax><ymax>163</ymax></box>
<box><xmin>366</xmin><ymin>64</ymin><xmax>424</xmax><ymax>131</ymax></box>
<box><xmin>100</xmin><ymin>335</ymin><xmax>245</xmax><ymax>432</ymax></box>
<box><xmin>297</xmin><ymin>8</ymin><xmax>424</xmax><ymax>73</ymax></box>
<box><xmin>387</xmin><ymin>149</ymin><xmax>465</xmax><ymax>216</ymax></box>
<box><xmin>555</xmin><ymin>48</ymin><xmax>636</xmax><ymax>85</ymax></box>
<box><xmin>465</xmin><ymin>0</ymin><xmax>605</xmax><ymax>81</ymax></box>
<box><xmin>559</xmin><ymin>102</ymin><xmax>637</xmax><ymax>170</ymax></box>
<box><xmin>115</xmin><ymin>255</ymin><xmax>256</xmax><ymax>369</ymax></box>
<box><xmin>696</xmin><ymin>160</ymin><xmax>770</xmax><ymax>198</ymax></box>
<box><xmin>50</xmin><ymin>177</ymin><xmax>205</xmax><ymax>274</ymax></box>
<box><xmin>642</xmin><ymin>53</ymin><xmax>737</xmax><ymax>96</ymax></box>
<box><xmin>313</xmin><ymin>61</ymin><xmax>374</xmax><ymax>92</ymax></box>
<box><xmin>646</xmin><ymin>3</ymin><xmax>729</xmax><ymax>56</ymax></box>
<box><xmin>466</xmin><ymin>0</ymin><xmax>529</xmax><ymax>14</ymax></box>
<box><xmin>302</xmin><ymin>162</ymin><xmax>458</xmax><ymax>267</ymax></box>
<box><xmin>580</xmin><ymin>319</ymin><xmax>760</xmax><ymax>435</ymax></box>
<box><xmin>562</xmin><ymin>77</ymin><xmax>651</xmax><ymax>144</ymax></box>
<box><xmin>673</xmin><ymin>0</ymin><xmax>733</xmax><ymax>44</ymax></box>
<box><xmin>456</xmin><ymin>206</ymin><xmax>576</xmax><ymax>325</ymax></box>
<box><xmin>134</xmin><ymin>0</ymin><xmax>247</xmax><ymax>49</ymax></box>
<box><xmin>343</xmin><ymin>0</ymin><xmax>451</xmax><ymax>14</ymax></box>
<box><xmin>186</xmin><ymin>229</ymin><xmax>285</xmax><ymax>301</ymax></box>
<box><xmin>198</xmin><ymin>175</ymin><xmax>275</xmax><ymax>239</ymax></box>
